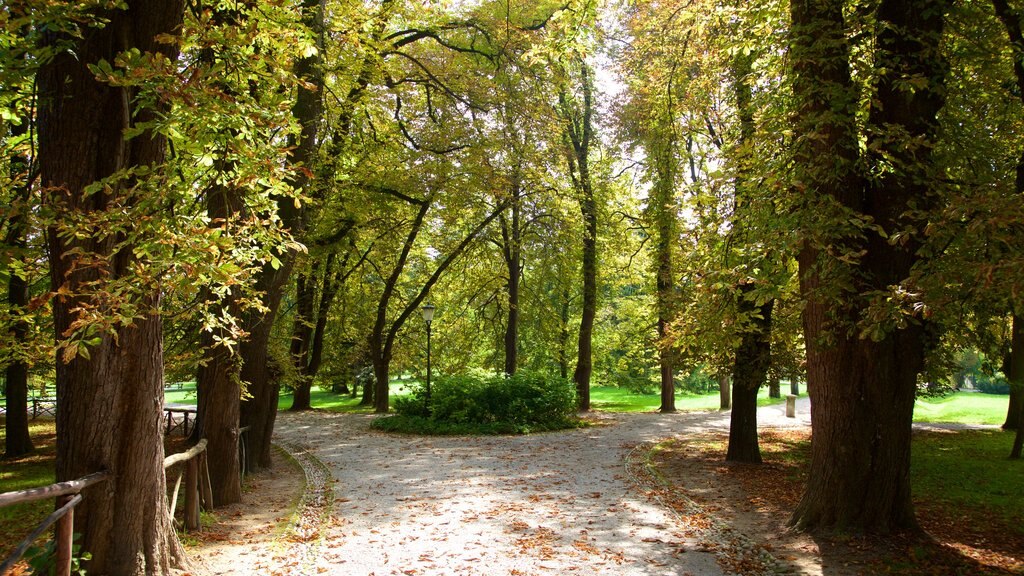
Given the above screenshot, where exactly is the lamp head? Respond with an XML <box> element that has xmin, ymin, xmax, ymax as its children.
<box><xmin>421</xmin><ymin>303</ymin><xmax>436</xmax><ymax>324</ymax></box>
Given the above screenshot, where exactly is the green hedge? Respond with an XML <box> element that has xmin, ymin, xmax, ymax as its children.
<box><xmin>384</xmin><ymin>371</ymin><xmax>579</xmax><ymax>434</ymax></box>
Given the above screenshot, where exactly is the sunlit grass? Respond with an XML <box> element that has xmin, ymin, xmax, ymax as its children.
<box><xmin>912</xmin><ymin>429</ymin><xmax>1024</xmax><ymax>535</ymax></box>
<box><xmin>913</xmin><ymin>392</ymin><xmax>1009</xmax><ymax>425</ymax></box>
<box><xmin>589</xmin><ymin>385</ymin><xmax>803</xmax><ymax>412</ymax></box>
<box><xmin>0</xmin><ymin>418</ymin><xmax>57</xmax><ymax>561</ymax></box>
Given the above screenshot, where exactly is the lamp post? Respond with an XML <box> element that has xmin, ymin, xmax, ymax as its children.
<box><xmin>421</xmin><ymin>303</ymin><xmax>435</xmax><ymax>414</ymax></box>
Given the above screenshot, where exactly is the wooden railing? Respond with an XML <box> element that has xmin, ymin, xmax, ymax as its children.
<box><xmin>164</xmin><ymin>438</ymin><xmax>212</xmax><ymax>531</ymax></box>
<box><xmin>1</xmin><ymin>432</ymin><xmax>239</xmax><ymax>574</ymax></box>
<box><xmin>0</xmin><ymin>471</ymin><xmax>109</xmax><ymax>576</ymax></box>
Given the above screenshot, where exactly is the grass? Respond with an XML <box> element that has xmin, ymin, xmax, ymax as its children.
<box><xmin>913</xmin><ymin>392</ymin><xmax>1010</xmax><ymax>425</ymax></box>
<box><xmin>656</xmin><ymin>428</ymin><xmax>1024</xmax><ymax>575</ymax></box>
<box><xmin>589</xmin><ymin>385</ymin><xmax>804</xmax><ymax>412</ymax></box>
<box><xmin>912</xmin><ymin>429</ymin><xmax>1024</xmax><ymax>534</ymax></box>
<box><xmin>0</xmin><ymin>418</ymin><xmax>58</xmax><ymax>562</ymax></box>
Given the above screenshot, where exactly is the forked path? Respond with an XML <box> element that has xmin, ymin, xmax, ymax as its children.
<box><xmin>273</xmin><ymin>400</ymin><xmax>812</xmax><ymax>576</ymax></box>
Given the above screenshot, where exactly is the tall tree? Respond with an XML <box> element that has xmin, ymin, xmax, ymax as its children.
<box><xmin>37</xmin><ymin>1</ymin><xmax>187</xmax><ymax>572</ymax></box>
<box><xmin>558</xmin><ymin>56</ymin><xmax>598</xmax><ymax>411</ymax></box>
<box><xmin>789</xmin><ymin>0</ymin><xmax>950</xmax><ymax>532</ymax></box>
<box><xmin>726</xmin><ymin>48</ymin><xmax>776</xmax><ymax>464</ymax></box>
<box><xmin>239</xmin><ymin>0</ymin><xmax>325</xmax><ymax>469</ymax></box>
<box><xmin>4</xmin><ymin>118</ymin><xmax>33</xmax><ymax>458</ymax></box>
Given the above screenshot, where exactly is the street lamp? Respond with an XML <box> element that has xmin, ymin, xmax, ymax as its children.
<box><xmin>421</xmin><ymin>303</ymin><xmax>436</xmax><ymax>414</ymax></box>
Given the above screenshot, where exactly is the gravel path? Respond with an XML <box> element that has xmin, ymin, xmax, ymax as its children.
<box><xmin>272</xmin><ymin>399</ymin><xmax>812</xmax><ymax>576</ymax></box>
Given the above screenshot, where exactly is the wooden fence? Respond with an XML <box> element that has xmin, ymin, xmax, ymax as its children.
<box><xmin>0</xmin><ymin>437</ymin><xmax>218</xmax><ymax>575</ymax></box>
<box><xmin>0</xmin><ymin>471</ymin><xmax>109</xmax><ymax>576</ymax></box>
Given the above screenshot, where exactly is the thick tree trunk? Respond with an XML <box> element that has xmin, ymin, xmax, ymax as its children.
<box><xmin>196</xmin><ymin>327</ymin><xmax>241</xmax><ymax>505</ymax></box>
<box><xmin>719</xmin><ymin>374</ymin><xmax>731</xmax><ymax>410</ymax></box>
<box><xmin>240</xmin><ymin>0</ymin><xmax>323</xmax><ymax>464</ymax></box>
<box><xmin>38</xmin><ymin>2</ymin><xmax>186</xmax><ymax>572</ymax></box>
<box><xmin>4</xmin><ymin>129</ymin><xmax>33</xmax><ymax>457</ymax></box>
<box><xmin>768</xmin><ymin>377</ymin><xmax>781</xmax><ymax>399</ymax></box>
<box><xmin>654</xmin><ymin>142</ymin><xmax>677</xmax><ymax>414</ymax></box>
<box><xmin>194</xmin><ymin>181</ymin><xmax>244</xmax><ymax>505</ymax></box>
<box><xmin>1010</xmin><ymin>315</ymin><xmax>1024</xmax><ymax>457</ymax></box>
<box><xmin>789</xmin><ymin>0</ymin><xmax>947</xmax><ymax>533</ymax></box>
<box><xmin>558</xmin><ymin>288</ymin><xmax>571</xmax><ymax>380</ymax></box>
<box><xmin>371</xmin><ymin>340</ymin><xmax>391</xmax><ymax>413</ymax></box>
<box><xmin>1006</xmin><ymin>315</ymin><xmax>1023</xmax><ymax>430</ymax></box>
<box><xmin>559</xmin><ymin>58</ymin><xmax>597</xmax><ymax>412</ymax></box>
<box><xmin>238</xmin><ymin>286</ymin><xmax>284</xmax><ymax>471</ymax></box>
<box><xmin>574</xmin><ymin>218</ymin><xmax>595</xmax><ymax>411</ymax></box>
<box><xmin>501</xmin><ymin>185</ymin><xmax>522</xmax><ymax>376</ymax></box>
<box><xmin>992</xmin><ymin>0</ymin><xmax>1024</xmax><ymax>432</ymax></box>
<box><xmin>727</xmin><ymin>298</ymin><xmax>774</xmax><ymax>463</ymax></box>
<box><xmin>290</xmin><ymin>267</ymin><xmax>316</xmax><ymax>411</ymax></box>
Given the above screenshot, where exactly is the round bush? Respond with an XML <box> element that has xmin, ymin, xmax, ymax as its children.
<box><xmin>392</xmin><ymin>371</ymin><xmax>578</xmax><ymax>431</ymax></box>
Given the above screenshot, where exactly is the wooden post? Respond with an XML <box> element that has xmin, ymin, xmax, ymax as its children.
<box><xmin>199</xmin><ymin>452</ymin><xmax>214</xmax><ymax>512</ymax></box>
<box><xmin>169</xmin><ymin>471</ymin><xmax>183</xmax><ymax>521</ymax></box>
<box><xmin>185</xmin><ymin>458</ymin><xmax>200</xmax><ymax>531</ymax></box>
<box><xmin>55</xmin><ymin>495</ymin><xmax>74</xmax><ymax>576</ymax></box>
<box><xmin>718</xmin><ymin>374</ymin><xmax>731</xmax><ymax>410</ymax></box>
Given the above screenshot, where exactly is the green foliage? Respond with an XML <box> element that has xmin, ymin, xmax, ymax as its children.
<box><xmin>389</xmin><ymin>371</ymin><xmax>579</xmax><ymax>433</ymax></box>
<box><xmin>25</xmin><ymin>533</ymin><xmax>90</xmax><ymax>576</ymax></box>
<box><xmin>677</xmin><ymin>366</ymin><xmax>718</xmax><ymax>394</ymax></box>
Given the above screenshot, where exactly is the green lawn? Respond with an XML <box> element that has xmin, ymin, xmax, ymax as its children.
<box><xmin>589</xmin><ymin>385</ymin><xmax>803</xmax><ymax>412</ymax></box>
<box><xmin>164</xmin><ymin>384</ymin><xmax>1012</xmax><ymax>425</ymax></box>
<box><xmin>912</xmin><ymin>429</ymin><xmax>1024</xmax><ymax>535</ymax></box>
<box><xmin>0</xmin><ymin>419</ymin><xmax>58</xmax><ymax>560</ymax></box>
<box><xmin>913</xmin><ymin>392</ymin><xmax>1009</xmax><ymax>425</ymax></box>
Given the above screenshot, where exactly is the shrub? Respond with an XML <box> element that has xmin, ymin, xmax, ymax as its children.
<box><xmin>388</xmin><ymin>371</ymin><xmax>579</xmax><ymax>433</ymax></box>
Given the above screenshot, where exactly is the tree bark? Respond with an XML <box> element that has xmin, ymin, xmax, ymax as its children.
<box><xmin>4</xmin><ymin>120</ymin><xmax>33</xmax><ymax>458</ymax></box>
<box><xmin>1010</xmin><ymin>315</ymin><xmax>1024</xmax><ymax>457</ymax></box>
<box><xmin>653</xmin><ymin>128</ymin><xmax>677</xmax><ymax>414</ymax></box>
<box><xmin>500</xmin><ymin>175</ymin><xmax>522</xmax><ymax>376</ymax></box>
<box><xmin>789</xmin><ymin>0</ymin><xmax>948</xmax><ymax>533</ymax></box>
<box><xmin>726</xmin><ymin>48</ymin><xmax>772</xmax><ymax>460</ymax></box>
<box><xmin>727</xmin><ymin>296</ymin><xmax>773</xmax><ymax>463</ymax></box>
<box><xmin>559</xmin><ymin>58</ymin><xmax>597</xmax><ymax>412</ymax></box>
<box><xmin>289</xmin><ymin>264</ymin><xmax>318</xmax><ymax>411</ymax></box>
<box><xmin>38</xmin><ymin>2</ymin><xmax>186</xmax><ymax>572</ymax></box>
<box><xmin>194</xmin><ymin>179</ymin><xmax>244</xmax><ymax>505</ymax></box>
<box><xmin>719</xmin><ymin>373</ymin><xmax>731</xmax><ymax>409</ymax></box>
<box><xmin>991</xmin><ymin>0</ymin><xmax>1024</xmax><ymax>433</ymax></box>
<box><xmin>239</xmin><ymin>0</ymin><xmax>324</xmax><ymax>467</ymax></box>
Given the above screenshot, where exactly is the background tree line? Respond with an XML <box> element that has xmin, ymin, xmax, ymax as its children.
<box><xmin>2</xmin><ymin>0</ymin><xmax>1024</xmax><ymax>572</ymax></box>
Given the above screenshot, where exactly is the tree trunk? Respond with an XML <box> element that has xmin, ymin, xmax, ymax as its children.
<box><xmin>1010</xmin><ymin>315</ymin><xmax>1024</xmax><ymax>457</ymax></box>
<box><xmin>39</xmin><ymin>2</ymin><xmax>186</xmax><ymax>572</ymax></box>
<box><xmin>992</xmin><ymin>0</ymin><xmax>1024</xmax><ymax>432</ymax></box>
<box><xmin>719</xmin><ymin>374</ymin><xmax>731</xmax><ymax>410</ymax></box>
<box><xmin>768</xmin><ymin>377</ymin><xmax>781</xmax><ymax>399</ymax></box>
<box><xmin>239</xmin><ymin>0</ymin><xmax>323</xmax><ymax>465</ymax></box>
<box><xmin>559</xmin><ymin>58</ymin><xmax>597</xmax><ymax>412</ymax></box>
<box><xmin>653</xmin><ymin>135</ymin><xmax>677</xmax><ymax>414</ymax></box>
<box><xmin>196</xmin><ymin>326</ymin><xmax>241</xmax><ymax>505</ymax></box>
<box><xmin>4</xmin><ymin>119</ymin><xmax>33</xmax><ymax>458</ymax></box>
<box><xmin>194</xmin><ymin>178</ymin><xmax>244</xmax><ymax>505</ymax></box>
<box><xmin>559</xmin><ymin>288</ymin><xmax>571</xmax><ymax>380</ymax></box>
<box><xmin>789</xmin><ymin>0</ymin><xmax>947</xmax><ymax>533</ymax></box>
<box><xmin>371</xmin><ymin>340</ymin><xmax>391</xmax><ymax>414</ymax></box>
<box><xmin>501</xmin><ymin>181</ymin><xmax>522</xmax><ymax>376</ymax></box>
<box><xmin>289</xmin><ymin>266</ymin><xmax>316</xmax><ymax>411</ymax></box>
<box><xmin>727</xmin><ymin>298</ymin><xmax>774</xmax><ymax>463</ymax></box>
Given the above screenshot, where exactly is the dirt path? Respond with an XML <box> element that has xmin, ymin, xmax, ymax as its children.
<box><xmin>271</xmin><ymin>401</ymin><xmax>812</xmax><ymax>575</ymax></box>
